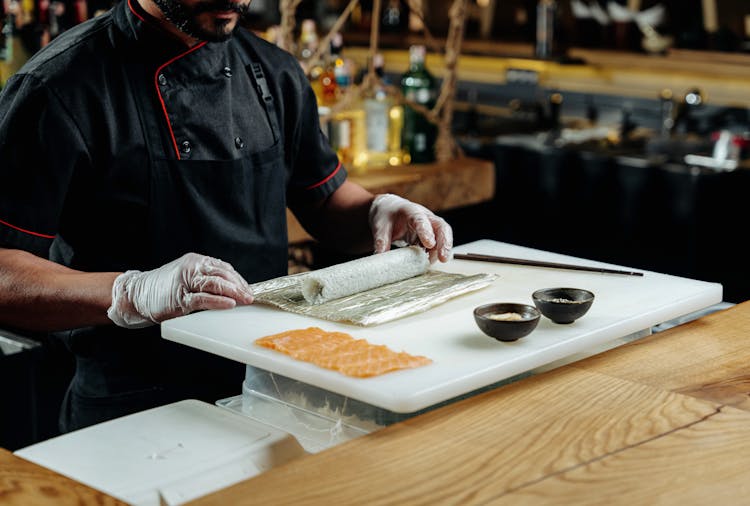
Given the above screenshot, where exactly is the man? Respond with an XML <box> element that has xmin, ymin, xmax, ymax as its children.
<box><xmin>0</xmin><ymin>0</ymin><xmax>452</xmax><ymax>432</ymax></box>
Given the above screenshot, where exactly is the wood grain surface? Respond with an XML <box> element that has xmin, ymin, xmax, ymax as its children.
<box><xmin>0</xmin><ymin>449</ymin><xmax>126</xmax><ymax>506</ymax></box>
<box><xmin>493</xmin><ymin>405</ymin><xmax>750</xmax><ymax>505</ymax></box>
<box><xmin>573</xmin><ymin>302</ymin><xmax>750</xmax><ymax>411</ymax></box>
<box><xmin>188</xmin><ymin>368</ymin><xmax>726</xmax><ymax>505</ymax></box>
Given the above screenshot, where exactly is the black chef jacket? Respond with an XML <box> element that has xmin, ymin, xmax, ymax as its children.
<box><xmin>0</xmin><ymin>0</ymin><xmax>347</xmax><ymax>431</ymax></box>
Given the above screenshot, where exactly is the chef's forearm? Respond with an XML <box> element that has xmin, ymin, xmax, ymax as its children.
<box><xmin>296</xmin><ymin>181</ymin><xmax>376</xmax><ymax>253</ymax></box>
<box><xmin>0</xmin><ymin>248</ymin><xmax>118</xmax><ymax>332</ymax></box>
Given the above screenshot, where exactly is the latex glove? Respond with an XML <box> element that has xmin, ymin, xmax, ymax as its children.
<box><xmin>107</xmin><ymin>253</ymin><xmax>254</xmax><ymax>329</ymax></box>
<box><xmin>369</xmin><ymin>193</ymin><xmax>453</xmax><ymax>263</ymax></box>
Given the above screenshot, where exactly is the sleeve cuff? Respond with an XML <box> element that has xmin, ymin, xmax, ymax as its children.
<box><xmin>0</xmin><ymin>221</ymin><xmax>55</xmax><ymax>258</ymax></box>
<box><xmin>296</xmin><ymin>162</ymin><xmax>348</xmax><ymax>202</ymax></box>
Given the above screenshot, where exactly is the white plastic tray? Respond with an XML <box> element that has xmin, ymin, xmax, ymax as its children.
<box><xmin>14</xmin><ymin>400</ymin><xmax>306</xmax><ymax>505</ymax></box>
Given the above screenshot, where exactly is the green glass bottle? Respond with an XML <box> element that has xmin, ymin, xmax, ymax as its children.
<box><xmin>400</xmin><ymin>45</ymin><xmax>437</xmax><ymax>164</ymax></box>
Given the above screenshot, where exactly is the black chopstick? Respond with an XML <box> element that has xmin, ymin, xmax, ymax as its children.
<box><xmin>454</xmin><ymin>252</ymin><xmax>644</xmax><ymax>277</ymax></box>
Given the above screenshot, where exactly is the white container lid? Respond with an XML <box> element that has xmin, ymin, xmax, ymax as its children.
<box><xmin>14</xmin><ymin>399</ymin><xmax>306</xmax><ymax>506</ymax></box>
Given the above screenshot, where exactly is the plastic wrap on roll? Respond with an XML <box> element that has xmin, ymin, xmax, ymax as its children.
<box><xmin>302</xmin><ymin>246</ymin><xmax>430</xmax><ymax>304</ymax></box>
<box><xmin>251</xmin><ymin>248</ymin><xmax>497</xmax><ymax>326</ymax></box>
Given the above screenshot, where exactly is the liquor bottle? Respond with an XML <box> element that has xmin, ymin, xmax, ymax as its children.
<box><xmin>362</xmin><ymin>53</ymin><xmax>405</xmax><ymax>169</ymax></box>
<box><xmin>330</xmin><ymin>99</ymin><xmax>366</xmax><ymax>173</ymax></box>
<box><xmin>535</xmin><ymin>0</ymin><xmax>557</xmax><ymax>59</ymax></box>
<box><xmin>743</xmin><ymin>15</ymin><xmax>750</xmax><ymax>53</ymax></box>
<box><xmin>400</xmin><ymin>44</ymin><xmax>436</xmax><ymax>164</ymax></box>
<box><xmin>331</xmin><ymin>32</ymin><xmax>352</xmax><ymax>89</ymax></box>
<box><xmin>299</xmin><ymin>19</ymin><xmax>326</xmax><ymax>104</ymax></box>
<box><xmin>48</xmin><ymin>0</ymin><xmax>63</xmax><ymax>38</ymax></box>
<box><xmin>316</xmin><ymin>32</ymin><xmax>341</xmax><ymax>106</ymax></box>
<box><xmin>72</xmin><ymin>0</ymin><xmax>87</xmax><ymax>24</ymax></box>
<box><xmin>0</xmin><ymin>3</ymin><xmax>14</xmax><ymax>63</ymax></box>
<box><xmin>324</xmin><ymin>34</ymin><xmax>365</xmax><ymax>173</ymax></box>
<box><xmin>296</xmin><ymin>18</ymin><xmax>319</xmax><ymax>72</ymax></box>
<box><xmin>381</xmin><ymin>0</ymin><xmax>407</xmax><ymax>34</ymax></box>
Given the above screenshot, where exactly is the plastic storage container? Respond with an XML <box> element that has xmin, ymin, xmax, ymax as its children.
<box><xmin>216</xmin><ymin>366</ymin><xmax>420</xmax><ymax>453</ymax></box>
<box><xmin>216</xmin><ymin>363</ymin><xmax>565</xmax><ymax>453</ymax></box>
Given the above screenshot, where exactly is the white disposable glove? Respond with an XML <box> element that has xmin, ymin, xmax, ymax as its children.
<box><xmin>368</xmin><ymin>193</ymin><xmax>453</xmax><ymax>263</ymax></box>
<box><xmin>107</xmin><ymin>253</ymin><xmax>254</xmax><ymax>329</ymax></box>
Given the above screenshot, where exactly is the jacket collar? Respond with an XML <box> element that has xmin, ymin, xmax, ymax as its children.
<box><xmin>112</xmin><ymin>0</ymin><xmax>202</xmax><ymax>63</ymax></box>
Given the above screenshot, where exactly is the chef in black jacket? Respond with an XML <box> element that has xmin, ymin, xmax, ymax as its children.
<box><xmin>0</xmin><ymin>0</ymin><xmax>452</xmax><ymax>432</ymax></box>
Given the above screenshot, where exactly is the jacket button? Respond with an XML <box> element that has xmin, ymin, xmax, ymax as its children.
<box><xmin>180</xmin><ymin>140</ymin><xmax>192</xmax><ymax>154</ymax></box>
<box><xmin>223</xmin><ymin>66</ymin><xmax>232</xmax><ymax>77</ymax></box>
<box><xmin>158</xmin><ymin>73</ymin><xmax>167</xmax><ymax>86</ymax></box>
<box><xmin>234</xmin><ymin>137</ymin><xmax>244</xmax><ymax>149</ymax></box>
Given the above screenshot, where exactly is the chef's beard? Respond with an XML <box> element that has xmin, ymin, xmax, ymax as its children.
<box><xmin>152</xmin><ymin>0</ymin><xmax>252</xmax><ymax>42</ymax></box>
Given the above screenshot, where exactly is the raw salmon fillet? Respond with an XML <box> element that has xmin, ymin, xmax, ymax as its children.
<box><xmin>255</xmin><ymin>327</ymin><xmax>432</xmax><ymax>378</ymax></box>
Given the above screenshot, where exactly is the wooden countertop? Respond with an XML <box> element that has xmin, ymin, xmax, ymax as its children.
<box><xmin>190</xmin><ymin>301</ymin><xmax>750</xmax><ymax>505</ymax></box>
<box><xmin>288</xmin><ymin>157</ymin><xmax>495</xmax><ymax>244</ymax></box>
<box><xmin>0</xmin><ymin>448</ymin><xmax>127</xmax><ymax>505</ymax></box>
<box><xmin>6</xmin><ymin>301</ymin><xmax>750</xmax><ymax>505</ymax></box>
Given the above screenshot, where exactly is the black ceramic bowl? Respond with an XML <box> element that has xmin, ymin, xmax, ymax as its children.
<box><xmin>532</xmin><ymin>287</ymin><xmax>595</xmax><ymax>324</ymax></box>
<box><xmin>473</xmin><ymin>303</ymin><xmax>541</xmax><ymax>342</ymax></box>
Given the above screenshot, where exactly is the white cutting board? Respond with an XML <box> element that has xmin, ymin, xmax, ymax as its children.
<box><xmin>161</xmin><ymin>240</ymin><xmax>722</xmax><ymax>413</ymax></box>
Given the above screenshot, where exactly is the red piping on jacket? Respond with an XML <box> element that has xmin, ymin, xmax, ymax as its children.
<box><xmin>0</xmin><ymin>218</ymin><xmax>55</xmax><ymax>239</ymax></box>
<box><xmin>305</xmin><ymin>161</ymin><xmax>342</xmax><ymax>190</ymax></box>
<box><xmin>126</xmin><ymin>0</ymin><xmax>204</xmax><ymax>159</ymax></box>
<box><xmin>126</xmin><ymin>0</ymin><xmax>145</xmax><ymax>22</ymax></box>
<box><xmin>154</xmin><ymin>42</ymin><xmax>207</xmax><ymax>160</ymax></box>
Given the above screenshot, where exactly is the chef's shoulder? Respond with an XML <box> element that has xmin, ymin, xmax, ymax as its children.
<box><xmin>233</xmin><ymin>28</ymin><xmax>310</xmax><ymax>92</ymax></box>
<box><xmin>10</xmin><ymin>13</ymin><xmax>115</xmax><ymax>91</ymax></box>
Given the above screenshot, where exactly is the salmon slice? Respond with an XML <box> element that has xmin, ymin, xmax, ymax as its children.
<box><xmin>255</xmin><ymin>327</ymin><xmax>432</xmax><ymax>378</ymax></box>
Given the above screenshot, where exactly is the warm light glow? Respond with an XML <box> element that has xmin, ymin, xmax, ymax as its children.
<box><xmin>354</xmin><ymin>152</ymin><xmax>369</xmax><ymax>169</ymax></box>
<box><xmin>476</xmin><ymin>0</ymin><xmax>490</xmax><ymax>6</ymax></box>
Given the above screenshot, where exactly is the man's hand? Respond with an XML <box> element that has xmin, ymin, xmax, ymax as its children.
<box><xmin>107</xmin><ymin>253</ymin><xmax>254</xmax><ymax>328</ymax></box>
<box><xmin>369</xmin><ymin>193</ymin><xmax>453</xmax><ymax>263</ymax></box>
